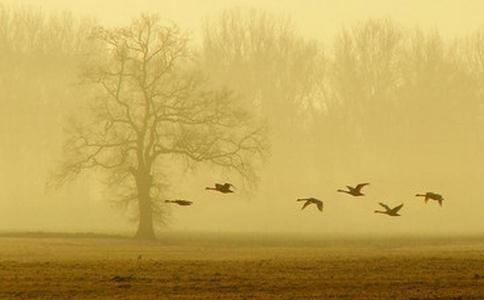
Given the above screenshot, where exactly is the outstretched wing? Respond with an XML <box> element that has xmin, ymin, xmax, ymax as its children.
<box><xmin>390</xmin><ymin>204</ymin><xmax>404</xmax><ymax>213</ymax></box>
<box><xmin>431</xmin><ymin>193</ymin><xmax>443</xmax><ymax>200</ymax></box>
<box><xmin>178</xmin><ymin>200</ymin><xmax>193</xmax><ymax>205</ymax></box>
<box><xmin>378</xmin><ymin>202</ymin><xmax>391</xmax><ymax>211</ymax></box>
<box><xmin>301</xmin><ymin>201</ymin><xmax>312</xmax><ymax>210</ymax></box>
<box><xmin>297</xmin><ymin>198</ymin><xmax>310</xmax><ymax>202</ymax></box>
<box><xmin>355</xmin><ymin>183</ymin><xmax>370</xmax><ymax>191</ymax></box>
<box><xmin>315</xmin><ymin>200</ymin><xmax>323</xmax><ymax>211</ymax></box>
<box><xmin>224</xmin><ymin>183</ymin><xmax>235</xmax><ymax>189</ymax></box>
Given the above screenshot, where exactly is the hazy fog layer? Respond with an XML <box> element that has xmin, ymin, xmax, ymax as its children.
<box><xmin>1</xmin><ymin>0</ymin><xmax>484</xmax><ymax>236</ymax></box>
<box><xmin>6</xmin><ymin>0</ymin><xmax>484</xmax><ymax>38</ymax></box>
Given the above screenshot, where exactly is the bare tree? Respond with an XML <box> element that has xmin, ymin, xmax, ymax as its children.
<box><xmin>321</xmin><ymin>18</ymin><xmax>484</xmax><ymax>180</ymax></box>
<box><xmin>0</xmin><ymin>5</ymin><xmax>95</xmax><ymax>210</ymax></box>
<box><xmin>330</xmin><ymin>18</ymin><xmax>404</xmax><ymax>141</ymax></box>
<box><xmin>201</xmin><ymin>8</ymin><xmax>326</xmax><ymax>127</ymax></box>
<box><xmin>201</xmin><ymin>8</ymin><xmax>326</xmax><ymax>192</ymax></box>
<box><xmin>51</xmin><ymin>15</ymin><xmax>268</xmax><ymax>239</ymax></box>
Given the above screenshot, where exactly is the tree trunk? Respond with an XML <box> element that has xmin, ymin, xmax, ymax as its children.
<box><xmin>134</xmin><ymin>171</ymin><xmax>155</xmax><ymax>240</ymax></box>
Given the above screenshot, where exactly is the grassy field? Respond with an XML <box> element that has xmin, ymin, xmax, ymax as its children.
<box><xmin>0</xmin><ymin>232</ymin><xmax>483</xmax><ymax>299</ymax></box>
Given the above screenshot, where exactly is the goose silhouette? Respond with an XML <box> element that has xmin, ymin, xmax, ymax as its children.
<box><xmin>374</xmin><ymin>202</ymin><xmax>403</xmax><ymax>216</ymax></box>
<box><xmin>164</xmin><ymin>200</ymin><xmax>193</xmax><ymax>206</ymax></box>
<box><xmin>416</xmin><ymin>192</ymin><xmax>444</xmax><ymax>207</ymax></box>
<box><xmin>337</xmin><ymin>183</ymin><xmax>370</xmax><ymax>196</ymax></box>
<box><xmin>205</xmin><ymin>183</ymin><xmax>235</xmax><ymax>193</ymax></box>
<box><xmin>297</xmin><ymin>197</ymin><xmax>323</xmax><ymax>212</ymax></box>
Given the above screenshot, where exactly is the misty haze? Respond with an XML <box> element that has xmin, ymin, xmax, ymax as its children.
<box><xmin>1</xmin><ymin>0</ymin><xmax>484</xmax><ymax>299</ymax></box>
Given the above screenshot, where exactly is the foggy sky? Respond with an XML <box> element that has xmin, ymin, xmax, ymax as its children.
<box><xmin>6</xmin><ymin>0</ymin><xmax>484</xmax><ymax>38</ymax></box>
<box><xmin>1</xmin><ymin>0</ymin><xmax>484</xmax><ymax>236</ymax></box>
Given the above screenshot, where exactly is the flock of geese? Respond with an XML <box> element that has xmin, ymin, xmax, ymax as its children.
<box><xmin>297</xmin><ymin>183</ymin><xmax>444</xmax><ymax>216</ymax></box>
<box><xmin>165</xmin><ymin>182</ymin><xmax>445</xmax><ymax>217</ymax></box>
<box><xmin>164</xmin><ymin>183</ymin><xmax>235</xmax><ymax>206</ymax></box>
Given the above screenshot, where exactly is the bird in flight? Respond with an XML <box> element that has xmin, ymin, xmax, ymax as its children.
<box><xmin>415</xmin><ymin>192</ymin><xmax>444</xmax><ymax>207</ymax></box>
<box><xmin>297</xmin><ymin>197</ymin><xmax>323</xmax><ymax>212</ymax></box>
<box><xmin>337</xmin><ymin>183</ymin><xmax>370</xmax><ymax>196</ymax></box>
<box><xmin>205</xmin><ymin>183</ymin><xmax>235</xmax><ymax>193</ymax></box>
<box><xmin>374</xmin><ymin>202</ymin><xmax>403</xmax><ymax>216</ymax></box>
<box><xmin>164</xmin><ymin>199</ymin><xmax>193</xmax><ymax>206</ymax></box>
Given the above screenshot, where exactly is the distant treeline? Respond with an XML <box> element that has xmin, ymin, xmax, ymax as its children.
<box><xmin>1</xmin><ymin>4</ymin><xmax>483</xmax><ymax>224</ymax></box>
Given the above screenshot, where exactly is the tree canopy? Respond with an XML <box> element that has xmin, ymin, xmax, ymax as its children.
<box><xmin>53</xmin><ymin>15</ymin><xmax>268</xmax><ymax>239</ymax></box>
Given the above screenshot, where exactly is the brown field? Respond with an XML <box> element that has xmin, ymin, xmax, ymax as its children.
<box><xmin>0</xmin><ymin>233</ymin><xmax>483</xmax><ymax>299</ymax></box>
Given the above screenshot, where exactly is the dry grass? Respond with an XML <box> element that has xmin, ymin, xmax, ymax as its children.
<box><xmin>0</xmin><ymin>233</ymin><xmax>483</xmax><ymax>299</ymax></box>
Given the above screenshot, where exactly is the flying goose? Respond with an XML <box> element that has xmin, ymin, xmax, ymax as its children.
<box><xmin>205</xmin><ymin>183</ymin><xmax>235</xmax><ymax>193</ymax></box>
<box><xmin>164</xmin><ymin>199</ymin><xmax>193</xmax><ymax>206</ymax></box>
<box><xmin>415</xmin><ymin>192</ymin><xmax>444</xmax><ymax>206</ymax></box>
<box><xmin>337</xmin><ymin>183</ymin><xmax>370</xmax><ymax>196</ymax></box>
<box><xmin>374</xmin><ymin>202</ymin><xmax>403</xmax><ymax>216</ymax></box>
<box><xmin>297</xmin><ymin>197</ymin><xmax>323</xmax><ymax>212</ymax></box>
